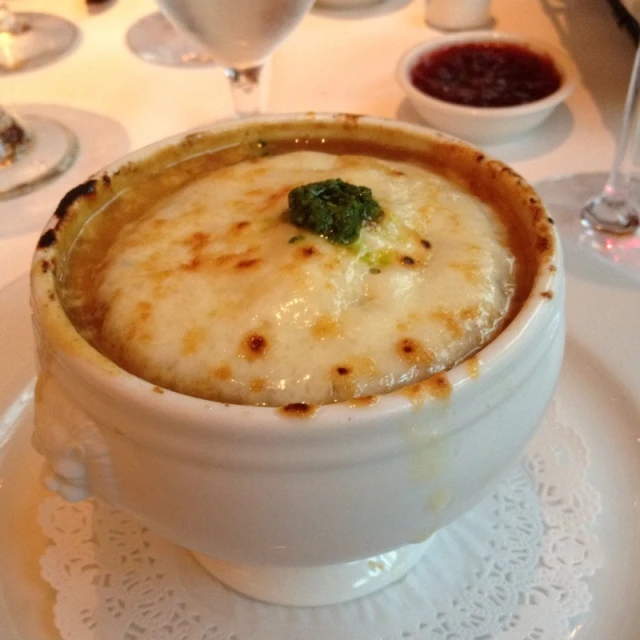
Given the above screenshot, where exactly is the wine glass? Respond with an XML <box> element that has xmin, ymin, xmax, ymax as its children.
<box><xmin>157</xmin><ymin>0</ymin><xmax>316</xmax><ymax>116</ymax></box>
<box><xmin>0</xmin><ymin>3</ymin><xmax>78</xmax><ymax>73</ymax></box>
<box><xmin>0</xmin><ymin>105</ymin><xmax>79</xmax><ymax>200</ymax></box>
<box><xmin>126</xmin><ymin>11</ymin><xmax>214</xmax><ymax>67</ymax></box>
<box><xmin>535</xmin><ymin>44</ymin><xmax>640</xmax><ymax>274</ymax></box>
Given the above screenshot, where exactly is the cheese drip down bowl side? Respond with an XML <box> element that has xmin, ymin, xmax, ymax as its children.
<box><xmin>30</xmin><ymin>113</ymin><xmax>564</xmax><ymax>606</ymax></box>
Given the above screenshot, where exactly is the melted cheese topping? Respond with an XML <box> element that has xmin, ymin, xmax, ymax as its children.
<box><xmin>65</xmin><ymin>151</ymin><xmax>515</xmax><ymax>406</ymax></box>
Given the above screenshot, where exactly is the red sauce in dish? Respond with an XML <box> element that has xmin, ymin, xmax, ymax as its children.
<box><xmin>410</xmin><ymin>42</ymin><xmax>563</xmax><ymax>108</ymax></box>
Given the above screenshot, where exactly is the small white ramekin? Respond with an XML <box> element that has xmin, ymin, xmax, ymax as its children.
<box><xmin>30</xmin><ymin>113</ymin><xmax>564</xmax><ymax>606</ymax></box>
<box><xmin>397</xmin><ymin>31</ymin><xmax>578</xmax><ymax>145</ymax></box>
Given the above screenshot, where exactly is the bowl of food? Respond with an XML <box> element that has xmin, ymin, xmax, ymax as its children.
<box><xmin>396</xmin><ymin>31</ymin><xmax>578</xmax><ymax>145</ymax></box>
<box><xmin>30</xmin><ymin>113</ymin><xmax>563</xmax><ymax>607</ymax></box>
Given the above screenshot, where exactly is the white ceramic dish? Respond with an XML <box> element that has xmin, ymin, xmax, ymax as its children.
<box><xmin>396</xmin><ymin>31</ymin><xmax>578</xmax><ymax>145</ymax></box>
<box><xmin>1</xmin><ymin>266</ymin><xmax>640</xmax><ymax>637</ymax></box>
<box><xmin>30</xmin><ymin>113</ymin><xmax>563</xmax><ymax>606</ymax></box>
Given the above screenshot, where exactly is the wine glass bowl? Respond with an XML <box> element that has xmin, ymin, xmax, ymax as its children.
<box><xmin>126</xmin><ymin>11</ymin><xmax>215</xmax><ymax>68</ymax></box>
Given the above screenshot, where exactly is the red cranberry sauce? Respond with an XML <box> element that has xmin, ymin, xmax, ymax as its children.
<box><xmin>410</xmin><ymin>42</ymin><xmax>563</xmax><ymax>108</ymax></box>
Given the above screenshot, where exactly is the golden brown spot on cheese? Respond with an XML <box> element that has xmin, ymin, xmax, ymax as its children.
<box><xmin>136</xmin><ymin>301</ymin><xmax>152</xmax><ymax>322</ymax></box>
<box><xmin>182</xmin><ymin>256</ymin><xmax>201</xmax><ymax>271</ymax></box>
<box><xmin>311</xmin><ymin>316</ymin><xmax>341</xmax><ymax>340</ymax></box>
<box><xmin>336</xmin><ymin>366</ymin><xmax>351</xmax><ymax>376</ymax></box>
<box><xmin>401</xmin><ymin>255</ymin><xmax>416</xmax><ymax>266</ymax></box>
<box><xmin>400</xmin><ymin>338</ymin><xmax>415</xmax><ymax>353</ymax></box>
<box><xmin>245</xmin><ymin>188</ymin><xmax>267</xmax><ymax>197</ymax></box>
<box><xmin>397</xmin><ymin>338</ymin><xmax>434</xmax><ymax>366</ymax></box>
<box><xmin>299</xmin><ymin>245</ymin><xmax>318</xmax><ymax>258</ymax></box>
<box><xmin>183</xmin><ymin>327</ymin><xmax>206</xmax><ymax>356</ymax></box>
<box><xmin>41</xmin><ymin>260</ymin><xmax>50</xmax><ymax>274</ymax></box>
<box><xmin>420</xmin><ymin>239</ymin><xmax>432</xmax><ymax>249</ymax></box>
<box><xmin>400</xmin><ymin>381</ymin><xmax>428</xmax><ymax>408</ymax></box>
<box><xmin>448</xmin><ymin>261</ymin><xmax>478</xmax><ymax>284</ymax></box>
<box><xmin>541</xmin><ymin>290</ymin><xmax>554</xmax><ymax>299</ymax></box>
<box><xmin>466</xmin><ymin>355</ymin><xmax>480</xmax><ymax>379</ymax></box>
<box><xmin>400</xmin><ymin>373</ymin><xmax>452</xmax><ymax>409</ymax></box>
<box><xmin>235</xmin><ymin>220</ymin><xmax>250</xmax><ymax>231</ymax></box>
<box><xmin>212</xmin><ymin>364</ymin><xmax>232</xmax><ymax>381</ymax></box>
<box><xmin>460</xmin><ymin>306</ymin><xmax>480</xmax><ymax>322</ymax></box>
<box><xmin>152</xmin><ymin>386</ymin><xmax>165</xmax><ymax>394</ymax></box>
<box><xmin>240</xmin><ymin>333</ymin><xmax>268</xmax><ymax>361</ymax></box>
<box><xmin>235</xmin><ymin>258</ymin><xmax>262</xmax><ymax>269</ymax></box>
<box><xmin>184</xmin><ymin>231</ymin><xmax>210</xmax><ymax>252</ymax></box>
<box><xmin>425</xmin><ymin>373</ymin><xmax>452</xmax><ymax>399</ymax></box>
<box><xmin>431</xmin><ymin>309</ymin><xmax>464</xmax><ymax>339</ymax></box>
<box><xmin>258</xmin><ymin>185</ymin><xmax>290</xmax><ymax>213</ymax></box>
<box><xmin>349</xmin><ymin>395</ymin><xmax>379</xmax><ymax>408</ymax></box>
<box><xmin>278</xmin><ymin>403</ymin><xmax>317</xmax><ymax>418</ymax></box>
<box><xmin>215</xmin><ymin>254</ymin><xmax>234</xmax><ymax>267</ymax></box>
<box><xmin>250</xmin><ymin>377</ymin><xmax>266</xmax><ymax>392</ymax></box>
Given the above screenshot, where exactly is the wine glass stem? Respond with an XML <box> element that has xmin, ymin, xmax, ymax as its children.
<box><xmin>606</xmin><ymin>44</ymin><xmax>640</xmax><ymax>199</ymax></box>
<box><xmin>224</xmin><ymin>65</ymin><xmax>265</xmax><ymax>117</ymax></box>
<box><xmin>581</xmin><ymin>44</ymin><xmax>640</xmax><ymax>234</ymax></box>
<box><xmin>0</xmin><ymin>3</ymin><xmax>29</xmax><ymax>34</ymax></box>
<box><xmin>0</xmin><ymin>106</ymin><xmax>29</xmax><ymax>166</ymax></box>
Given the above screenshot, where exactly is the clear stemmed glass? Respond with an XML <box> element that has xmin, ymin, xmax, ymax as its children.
<box><xmin>535</xmin><ymin>44</ymin><xmax>640</xmax><ymax>274</ymax></box>
<box><xmin>0</xmin><ymin>3</ymin><xmax>78</xmax><ymax>73</ymax></box>
<box><xmin>0</xmin><ymin>106</ymin><xmax>79</xmax><ymax>200</ymax></box>
<box><xmin>157</xmin><ymin>0</ymin><xmax>316</xmax><ymax>116</ymax></box>
<box><xmin>126</xmin><ymin>11</ymin><xmax>214</xmax><ymax>68</ymax></box>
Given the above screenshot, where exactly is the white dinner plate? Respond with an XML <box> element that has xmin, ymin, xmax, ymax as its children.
<box><xmin>1</xmin><ymin>249</ymin><xmax>640</xmax><ymax>638</ymax></box>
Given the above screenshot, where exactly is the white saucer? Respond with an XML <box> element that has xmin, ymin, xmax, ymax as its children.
<box><xmin>1</xmin><ymin>267</ymin><xmax>640</xmax><ymax>638</ymax></box>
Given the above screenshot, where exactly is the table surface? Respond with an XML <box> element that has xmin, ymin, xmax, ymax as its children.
<box><xmin>1</xmin><ymin>0</ymin><xmax>637</xmax><ymax>290</ymax></box>
<box><xmin>1</xmin><ymin>3</ymin><xmax>640</xmax><ymax>638</ymax></box>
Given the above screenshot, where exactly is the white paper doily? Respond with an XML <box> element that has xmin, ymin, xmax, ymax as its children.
<box><xmin>38</xmin><ymin>404</ymin><xmax>603</xmax><ymax>640</ymax></box>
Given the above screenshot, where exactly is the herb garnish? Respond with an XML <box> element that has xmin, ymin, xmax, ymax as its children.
<box><xmin>288</xmin><ymin>178</ymin><xmax>382</xmax><ymax>245</ymax></box>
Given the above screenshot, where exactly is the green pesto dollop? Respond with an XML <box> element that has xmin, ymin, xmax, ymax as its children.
<box><xmin>288</xmin><ymin>178</ymin><xmax>382</xmax><ymax>245</ymax></box>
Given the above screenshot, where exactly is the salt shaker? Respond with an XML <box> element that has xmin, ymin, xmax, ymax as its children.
<box><xmin>426</xmin><ymin>0</ymin><xmax>492</xmax><ymax>31</ymax></box>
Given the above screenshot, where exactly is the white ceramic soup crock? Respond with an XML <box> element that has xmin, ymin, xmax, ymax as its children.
<box><xmin>30</xmin><ymin>113</ymin><xmax>564</xmax><ymax>606</ymax></box>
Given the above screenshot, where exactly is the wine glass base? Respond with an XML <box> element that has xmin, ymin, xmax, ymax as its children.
<box><xmin>0</xmin><ymin>13</ymin><xmax>78</xmax><ymax>74</ymax></box>
<box><xmin>0</xmin><ymin>113</ymin><xmax>79</xmax><ymax>200</ymax></box>
<box><xmin>535</xmin><ymin>172</ymin><xmax>640</xmax><ymax>276</ymax></box>
<box><xmin>126</xmin><ymin>12</ymin><xmax>215</xmax><ymax>68</ymax></box>
<box><xmin>580</xmin><ymin>194</ymin><xmax>640</xmax><ymax>235</ymax></box>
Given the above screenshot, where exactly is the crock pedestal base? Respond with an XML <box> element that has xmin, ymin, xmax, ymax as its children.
<box><xmin>192</xmin><ymin>539</ymin><xmax>432</xmax><ymax>607</ymax></box>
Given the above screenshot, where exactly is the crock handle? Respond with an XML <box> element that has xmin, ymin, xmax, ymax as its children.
<box><xmin>32</xmin><ymin>371</ymin><xmax>115</xmax><ymax>503</ymax></box>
